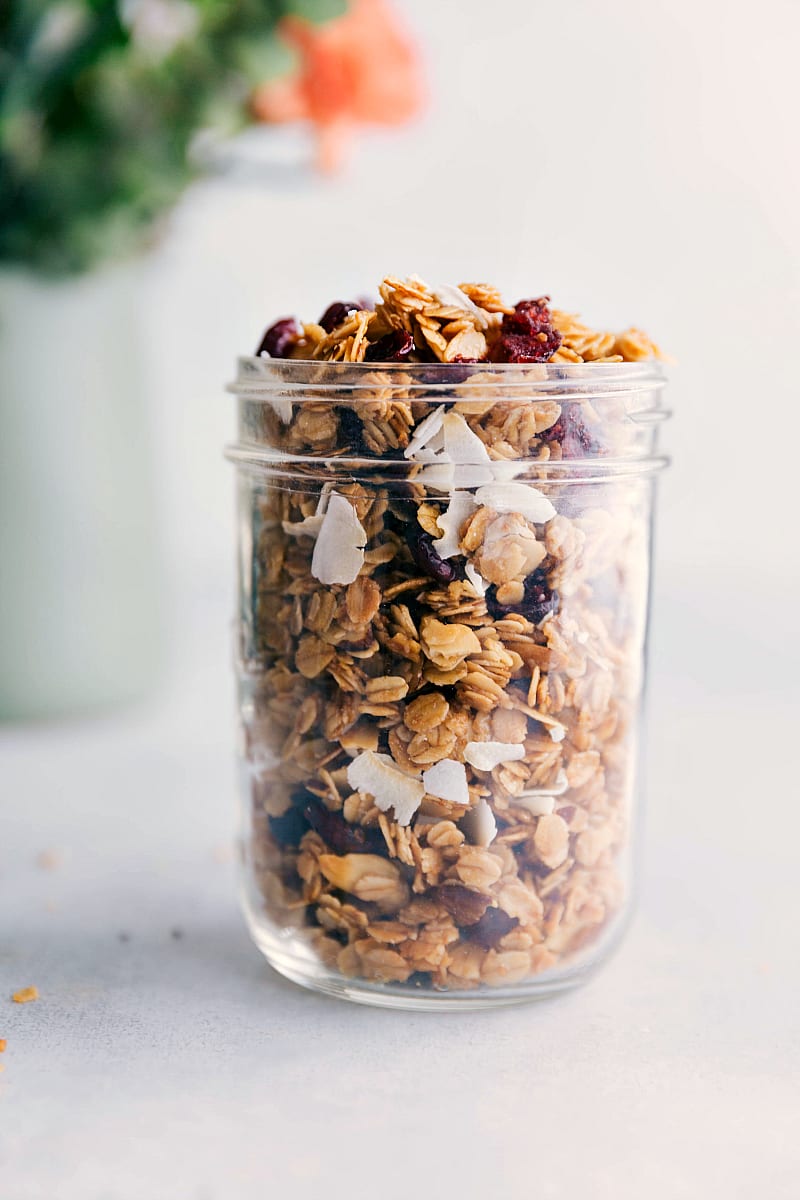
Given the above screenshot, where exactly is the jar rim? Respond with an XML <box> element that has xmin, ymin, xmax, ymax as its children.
<box><xmin>228</xmin><ymin>356</ymin><xmax>668</xmax><ymax>399</ymax></box>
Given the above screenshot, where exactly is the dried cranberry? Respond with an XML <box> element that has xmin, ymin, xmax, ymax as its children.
<box><xmin>256</xmin><ymin>317</ymin><xmax>301</xmax><ymax>359</ymax></box>
<box><xmin>303</xmin><ymin>799</ymin><xmax>384</xmax><ymax>855</ymax></box>
<box><xmin>319</xmin><ymin>301</ymin><xmax>360</xmax><ymax>333</ymax></box>
<box><xmin>539</xmin><ymin>409</ymin><xmax>600</xmax><ymax>458</ymax></box>
<box><xmin>435</xmin><ymin>883</ymin><xmax>491</xmax><ymax>926</ymax></box>
<box><xmin>364</xmin><ymin>329</ymin><xmax>415</xmax><ymax>363</ymax></box>
<box><xmin>490</xmin><ymin>297</ymin><xmax>561</xmax><ymax>363</ymax></box>
<box><xmin>486</xmin><ymin>568</ymin><xmax>558</xmax><ymax>623</ymax></box>
<box><xmin>407</xmin><ymin>525</ymin><xmax>456</xmax><ymax>584</ymax></box>
<box><xmin>338</xmin><ymin>405</ymin><xmax>366</xmax><ymax>453</ymax></box>
<box><xmin>524</xmin><ymin>568</ymin><xmax>558</xmax><ymax>624</ymax></box>
<box><xmin>464</xmin><ymin>906</ymin><xmax>518</xmax><ymax>949</ymax></box>
<box><xmin>268</xmin><ymin>805</ymin><xmax>310</xmax><ymax>849</ymax></box>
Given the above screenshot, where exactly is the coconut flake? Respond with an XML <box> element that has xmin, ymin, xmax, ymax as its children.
<box><xmin>432</xmin><ymin>284</ymin><xmax>493</xmax><ymax>330</ymax></box>
<box><xmin>548</xmin><ymin>723</ymin><xmax>566</xmax><ymax>743</ymax></box>
<box><xmin>460</xmin><ymin>798</ymin><xmax>497</xmax><ymax>847</ymax></box>
<box><xmin>347</xmin><ymin>750</ymin><xmax>424</xmax><ymax>826</ymax></box>
<box><xmin>422</xmin><ymin>759</ymin><xmax>469</xmax><ymax>806</ymax></box>
<box><xmin>464</xmin><ymin>561</ymin><xmax>487</xmax><ymax>597</ymax></box>
<box><xmin>405</xmin><ymin>408</ymin><xmax>445</xmax><ymax>460</ymax></box>
<box><xmin>432</xmin><ymin>490</ymin><xmax>477</xmax><ymax>559</ymax></box>
<box><xmin>310</xmin><ymin>492</ymin><xmax>367</xmax><ymax>585</ymax></box>
<box><xmin>442</xmin><ymin>412</ymin><xmax>491</xmax><ymax>465</ymax></box>
<box><xmin>453</xmin><ymin>463</ymin><xmax>495</xmax><ymax>488</ymax></box>
<box><xmin>281</xmin><ymin>483</ymin><xmax>334</xmax><ymax>539</ymax></box>
<box><xmin>464</xmin><ymin>741</ymin><xmax>526</xmax><ymax>771</ymax></box>
<box><xmin>281</xmin><ymin>514</ymin><xmax>325</xmax><ymax>539</ymax></box>
<box><xmin>416</xmin><ymin>459</ymin><xmax>456</xmax><ymax>492</ymax></box>
<box><xmin>265</xmin><ymin>396</ymin><xmax>293</xmax><ymax>424</ymax></box>
<box><xmin>489</xmin><ymin>459</ymin><xmax>527</xmax><ymax>482</ymax></box>
<box><xmin>474</xmin><ymin>481</ymin><xmax>556</xmax><ymax>524</ymax></box>
<box><xmin>514</xmin><ymin>794</ymin><xmax>555</xmax><ymax>816</ymax></box>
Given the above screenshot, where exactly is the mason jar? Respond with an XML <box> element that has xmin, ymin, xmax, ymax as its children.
<box><xmin>226</xmin><ymin>359</ymin><xmax>669</xmax><ymax>1009</ymax></box>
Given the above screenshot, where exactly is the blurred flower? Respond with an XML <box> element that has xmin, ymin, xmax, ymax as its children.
<box><xmin>251</xmin><ymin>0</ymin><xmax>424</xmax><ymax>173</ymax></box>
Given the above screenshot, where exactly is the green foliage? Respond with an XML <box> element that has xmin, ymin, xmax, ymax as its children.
<box><xmin>0</xmin><ymin>0</ymin><xmax>345</xmax><ymax>274</ymax></box>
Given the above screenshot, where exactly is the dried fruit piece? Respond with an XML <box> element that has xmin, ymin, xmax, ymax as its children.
<box><xmin>319</xmin><ymin>301</ymin><xmax>360</xmax><ymax>332</ymax></box>
<box><xmin>364</xmin><ymin>330</ymin><xmax>414</xmax><ymax>362</ymax></box>
<box><xmin>435</xmin><ymin>883</ymin><xmax>491</xmax><ymax>926</ymax></box>
<box><xmin>465</xmin><ymin>907</ymin><xmax>518</xmax><ymax>950</ymax></box>
<box><xmin>304</xmin><ymin>799</ymin><xmax>384</xmax><ymax>855</ymax></box>
<box><xmin>539</xmin><ymin>408</ymin><xmax>600</xmax><ymax>457</ymax></box>
<box><xmin>490</xmin><ymin>298</ymin><xmax>561</xmax><ymax>364</ymax></box>
<box><xmin>407</xmin><ymin>525</ymin><xmax>456</xmax><ymax>583</ymax></box>
<box><xmin>256</xmin><ymin>317</ymin><xmax>301</xmax><ymax>358</ymax></box>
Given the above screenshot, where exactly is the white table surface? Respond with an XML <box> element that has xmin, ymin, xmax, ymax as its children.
<box><xmin>2</xmin><ymin>579</ymin><xmax>798</xmax><ymax>1200</ymax></box>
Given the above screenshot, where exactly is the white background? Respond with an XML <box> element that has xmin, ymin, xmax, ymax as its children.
<box><xmin>2</xmin><ymin>1</ymin><xmax>800</xmax><ymax>1196</ymax></box>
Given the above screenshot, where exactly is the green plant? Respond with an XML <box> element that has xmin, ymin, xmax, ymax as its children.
<box><xmin>0</xmin><ymin>0</ymin><xmax>344</xmax><ymax>274</ymax></box>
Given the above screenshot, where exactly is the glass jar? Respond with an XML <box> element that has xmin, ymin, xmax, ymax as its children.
<box><xmin>226</xmin><ymin>359</ymin><xmax>669</xmax><ymax>1009</ymax></box>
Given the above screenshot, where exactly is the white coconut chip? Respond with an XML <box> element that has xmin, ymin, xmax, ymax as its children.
<box><xmin>432</xmin><ymin>490</ymin><xmax>477</xmax><ymax>559</ymax></box>
<box><xmin>422</xmin><ymin>759</ymin><xmax>469</xmax><ymax>806</ymax></box>
<box><xmin>514</xmin><ymin>794</ymin><xmax>555</xmax><ymax>816</ymax></box>
<box><xmin>454</xmin><ymin>464</ymin><xmax>495</xmax><ymax>488</ymax></box>
<box><xmin>460</xmin><ymin>798</ymin><xmax>497</xmax><ymax>847</ymax></box>
<box><xmin>281</xmin><ymin>514</ymin><xmax>325</xmax><ymax>539</ymax></box>
<box><xmin>405</xmin><ymin>408</ymin><xmax>445</xmax><ymax>460</ymax></box>
<box><xmin>442</xmin><ymin>412</ymin><xmax>491</xmax><ymax>465</ymax></box>
<box><xmin>347</xmin><ymin>750</ymin><xmax>425</xmax><ymax>827</ymax></box>
<box><xmin>474</xmin><ymin>481</ymin><xmax>556</xmax><ymax>524</ymax></box>
<box><xmin>415</xmin><ymin>459</ymin><xmax>456</xmax><ymax>492</ymax></box>
<box><xmin>464</xmin><ymin>561</ymin><xmax>487</xmax><ymax>597</ymax></box>
<box><xmin>464</xmin><ymin>741</ymin><xmax>526</xmax><ymax>771</ymax></box>
<box><xmin>310</xmin><ymin>492</ymin><xmax>367</xmax><ymax>585</ymax></box>
<box><xmin>489</xmin><ymin>459</ymin><xmax>527</xmax><ymax>482</ymax></box>
<box><xmin>548</xmin><ymin>723</ymin><xmax>566</xmax><ymax>743</ymax></box>
<box><xmin>260</xmin><ymin>392</ymin><xmax>293</xmax><ymax>424</ymax></box>
<box><xmin>280</xmin><ymin>483</ymin><xmax>335</xmax><ymax>539</ymax></box>
<box><xmin>432</xmin><ymin>284</ymin><xmax>494</xmax><ymax>331</ymax></box>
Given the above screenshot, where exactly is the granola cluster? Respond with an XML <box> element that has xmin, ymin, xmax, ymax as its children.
<box><xmin>237</xmin><ymin>276</ymin><xmax>662</xmax><ymax>995</ymax></box>
<box><xmin>256</xmin><ymin>276</ymin><xmax>664</xmax><ymax>369</ymax></box>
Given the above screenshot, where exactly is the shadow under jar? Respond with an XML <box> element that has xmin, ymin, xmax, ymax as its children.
<box><xmin>226</xmin><ymin>359</ymin><xmax>670</xmax><ymax>1009</ymax></box>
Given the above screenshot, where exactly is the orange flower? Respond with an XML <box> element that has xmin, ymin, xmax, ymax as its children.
<box><xmin>251</xmin><ymin>0</ymin><xmax>425</xmax><ymax>172</ymax></box>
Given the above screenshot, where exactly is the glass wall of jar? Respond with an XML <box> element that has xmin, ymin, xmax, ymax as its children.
<box><xmin>227</xmin><ymin>360</ymin><xmax>669</xmax><ymax>1009</ymax></box>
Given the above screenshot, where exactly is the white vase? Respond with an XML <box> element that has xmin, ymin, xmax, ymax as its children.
<box><xmin>0</xmin><ymin>262</ymin><xmax>164</xmax><ymax>719</ymax></box>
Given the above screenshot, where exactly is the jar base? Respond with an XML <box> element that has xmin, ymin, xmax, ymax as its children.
<box><xmin>244</xmin><ymin>902</ymin><xmax>629</xmax><ymax>1011</ymax></box>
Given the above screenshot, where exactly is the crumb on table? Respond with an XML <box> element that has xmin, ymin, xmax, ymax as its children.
<box><xmin>12</xmin><ymin>986</ymin><xmax>39</xmax><ymax>1004</ymax></box>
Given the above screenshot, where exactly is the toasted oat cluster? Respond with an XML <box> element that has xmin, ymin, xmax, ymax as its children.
<box><xmin>256</xmin><ymin>275</ymin><xmax>664</xmax><ymax>367</ymax></box>
<box><xmin>240</xmin><ymin>276</ymin><xmax>660</xmax><ymax>993</ymax></box>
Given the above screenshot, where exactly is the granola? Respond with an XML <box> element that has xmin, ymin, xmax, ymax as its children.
<box><xmin>233</xmin><ymin>275</ymin><xmax>666</xmax><ymax>998</ymax></box>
